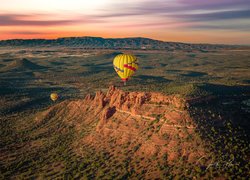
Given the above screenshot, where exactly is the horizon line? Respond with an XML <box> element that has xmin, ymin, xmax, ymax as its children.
<box><xmin>0</xmin><ymin>35</ymin><xmax>248</xmax><ymax>46</ymax></box>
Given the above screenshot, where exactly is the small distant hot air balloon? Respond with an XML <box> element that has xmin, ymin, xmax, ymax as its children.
<box><xmin>113</xmin><ymin>54</ymin><xmax>138</xmax><ymax>85</ymax></box>
<box><xmin>50</xmin><ymin>93</ymin><xmax>59</xmax><ymax>102</ymax></box>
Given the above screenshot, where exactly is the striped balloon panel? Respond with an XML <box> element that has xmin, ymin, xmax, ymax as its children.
<box><xmin>113</xmin><ymin>54</ymin><xmax>138</xmax><ymax>81</ymax></box>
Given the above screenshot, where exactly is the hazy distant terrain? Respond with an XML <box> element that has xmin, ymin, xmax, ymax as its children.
<box><xmin>0</xmin><ymin>43</ymin><xmax>249</xmax><ymax>179</ymax></box>
<box><xmin>0</xmin><ymin>37</ymin><xmax>240</xmax><ymax>50</ymax></box>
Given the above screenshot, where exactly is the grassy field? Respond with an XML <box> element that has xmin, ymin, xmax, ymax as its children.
<box><xmin>0</xmin><ymin>47</ymin><xmax>249</xmax><ymax>179</ymax></box>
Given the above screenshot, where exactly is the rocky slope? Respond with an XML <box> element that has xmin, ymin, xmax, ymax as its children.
<box><xmin>36</xmin><ymin>86</ymin><xmax>211</xmax><ymax>178</ymax></box>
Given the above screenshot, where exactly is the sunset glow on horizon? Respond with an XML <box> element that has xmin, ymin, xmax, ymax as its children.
<box><xmin>0</xmin><ymin>0</ymin><xmax>250</xmax><ymax>44</ymax></box>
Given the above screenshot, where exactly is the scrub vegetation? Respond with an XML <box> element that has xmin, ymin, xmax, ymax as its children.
<box><xmin>0</xmin><ymin>46</ymin><xmax>249</xmax><ymax>179</ymax></box>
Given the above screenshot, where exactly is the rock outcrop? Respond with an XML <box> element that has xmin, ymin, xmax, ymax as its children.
<box><xmin>99</xmin><ymin>85</ymin><xmax>187</xmax><ymax>120</ymax></box>
<box><xmin>36</xmin><ymin>86</ymin><xmax>209</xmax><ymax>179</ymax></box>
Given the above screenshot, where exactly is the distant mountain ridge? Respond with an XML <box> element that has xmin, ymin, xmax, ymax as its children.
<box><xmin>0</xmin><ymin>36</ymin><xmax>234</xmax><ymax>50</ymax></box>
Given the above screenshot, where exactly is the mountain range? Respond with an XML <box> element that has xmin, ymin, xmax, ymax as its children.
<box><xmin>0</xmin><ymin>37</ymin><xmax>234</xmax><ymax>50</ymax></box>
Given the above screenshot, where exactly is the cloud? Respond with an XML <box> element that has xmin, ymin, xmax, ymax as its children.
<box><xmin>178</xmin><ymin>0</ymin><xmax>250</xmax><ymax>10</ymax></box>
<box><xmin>99</xmin><ymin>1</ymin><xmax>178</xmax><ymax>16</ymax></box>
<box><xmin>0</xmin><ymin>13</ymin><xmax>103</xmax><ymax>26</ymax></box>
<box><xmin>95</xmin><ymin>1</ymin><xmax>250</xmax><ymax>20</ymax></box>
<box><xmin>93</xmin><ymin>12</ymin><xmax>143</xmax><ymax>18</ymax></box>
<box><xmin>190</xmin><ymin>24</ymin><xmax>250</xmax><ymax>31</ymax></box>
<box><xmin>107</xmin><ymin>21</ymin><xmax>197</xmax><ymax>29</ymax></box>
<box><xmin>95</xmin><ymin>0</ymin><xmax>250</xmax><ymax>31</ymax></box>
<box><xmin>0</xmin><ymin>0</ymin><xmax>250</xmax><ymax>36</ymax></box>
<box><xmin>172</xmin><ymin>9</ymin><xmax>250</xmax><ymax>22</ymax></box>
<box><xmin>7</xmin><ymin>31</ymin><xmax>48</xmax><ymax>35</ymax></box>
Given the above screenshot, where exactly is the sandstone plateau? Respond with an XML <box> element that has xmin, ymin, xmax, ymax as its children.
<box><xmin>36</xmin><ymin>86</ymin><xmax>211</xmax><ymax>178</ymax></box>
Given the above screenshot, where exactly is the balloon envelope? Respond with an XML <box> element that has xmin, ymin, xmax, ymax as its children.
<box><xmin>50</xmin><ymin>93</ymin><xmax>58</xmax><ymax>102</ymax></box>
<box><xmin>113</xmin><ymin>54</ymin><xmax>138</xmax><ymax>82</ymax></box>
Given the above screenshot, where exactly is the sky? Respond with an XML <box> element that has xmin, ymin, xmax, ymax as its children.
<box><xmin>0</xmin><ymin>0</ymin><xmax>250</xmax><ymax>44</ymax></box>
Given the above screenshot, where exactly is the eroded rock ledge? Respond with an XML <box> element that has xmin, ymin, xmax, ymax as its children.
<box><xmin>85</xmin><ymin>85</ymin><xmax>187</xmax><ymax>120</ymax></box>
<box><xmin>36</xmin><ymin>86</ymin><xmax>210</xmax><ymax>178</ymax></box>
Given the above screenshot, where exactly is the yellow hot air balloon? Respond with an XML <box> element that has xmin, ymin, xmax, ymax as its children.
<box><xmin>113</xmin><ymin>54</ymin><xmax>138</xmax><ymax>85</ymax></box>
<box><xmin>50</xmin><ymin>93</ymin><xmax>58</xmax><ymax>102</ymax></box>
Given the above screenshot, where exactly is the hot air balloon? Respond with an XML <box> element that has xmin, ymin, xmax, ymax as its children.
<box><xmin>50</xmin><ymin>93</ymin><xmax>58</xmax><ymax>102</ymax></box>
<box><xmin>113</xmin><ymin>54</ymin><xmax>138</xmax><ymax>85</ymax></box>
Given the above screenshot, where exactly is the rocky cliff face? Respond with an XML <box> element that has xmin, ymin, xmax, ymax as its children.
<box><xmin>90</xmin><ymin>86</ymin><xmax>187</xmax><ymax>119</ymax></box>
<box><xmin>37</xmin><ymin>86</ymin><xmax>209</xmax><ymax>179</ymax></box>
